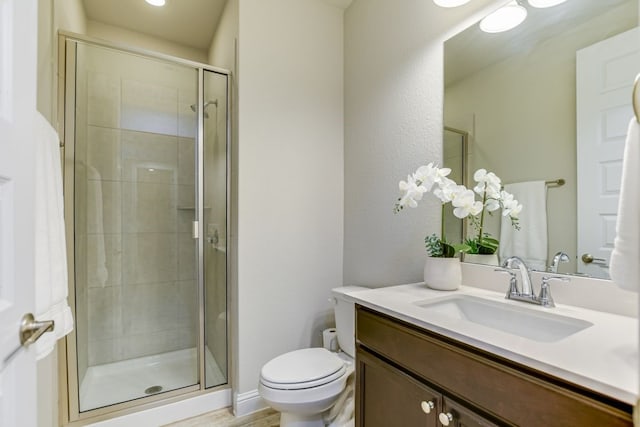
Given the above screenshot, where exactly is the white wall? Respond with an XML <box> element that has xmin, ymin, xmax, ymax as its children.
<box><xmin>37</xmin><ymin>0</ymin><xmax>87</xmax><ymax>126</ymax></box>
<box><xmin>343</xmin><ymin>0</ymin><xmax>497</xmax><ymax>287</ymax></box>
<box><xmin>86</xmin><ymin>20</ymin><xmax>208</xmax><ymax>64</ymax></box>
<box><xmin>37</xmin><ymin>1</ymin><xmax>86</xmax><ymax>425</ymax></box>
<box><xmin>235</xmin><ymin>0</ymin><xmax>345</xmax><ymax>406</ymax></box>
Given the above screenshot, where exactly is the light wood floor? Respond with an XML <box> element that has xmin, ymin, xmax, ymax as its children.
<box><xmin>164</xmin><ymin>407</ymin><xmax>280</xmax><ymax>427</ymax></box>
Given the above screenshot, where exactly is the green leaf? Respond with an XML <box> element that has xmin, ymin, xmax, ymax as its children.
<box><xmin>477</xmin><ymin>235</ymin><xmax>499</xmax><ymax>254</ymax></box>
<box><xmin>452</xmin><ymin>243</ymin><xmax>472</xmax><ymax>254</ymax></box>
<box><xmin>441</xmin><ymin>242</ymin><xmax>456</xmax><ymax>258</ymax></box>
<box><xmin>480</xmin><ymin>236</ymin><xmax>499</xmax><ymax>246</ymax></box>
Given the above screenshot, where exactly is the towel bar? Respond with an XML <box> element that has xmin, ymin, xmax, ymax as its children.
<box><xmin>545</xmin><ymin>179</ymin><xmax>565</xmax><ymax>187</ymax></box>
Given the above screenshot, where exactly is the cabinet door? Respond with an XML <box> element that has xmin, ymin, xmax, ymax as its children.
<box><xmin>357</xmin><ymin>349</ymin><xmax>440</xmax><ymax>427</ymax></box>
<box><xmin>439</xmin><ymin>397</ymin><xmax>500</xmax><ymax>427</ymax></box>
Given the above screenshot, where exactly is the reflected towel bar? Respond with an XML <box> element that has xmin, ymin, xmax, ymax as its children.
<box><xmin>545</xmin><ymin>179</ymin><xmax>565</xmax><ymax>187</ymax></box>
<box><xmin>634</xmin><ymin>74</ymin><xmax>640</xmax><ymax>123</ymax></box>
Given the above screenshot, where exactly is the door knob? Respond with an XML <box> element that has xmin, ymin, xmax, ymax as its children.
<box><xmin>420</xmin><ymin>400</ymin><xmax>435</xmax><ymax>414</ymax></box>
<box><xmin>581</xmin><ymin>253</ymin><xmax>607</xmax><ymax>265</ymax></box>
<box><xmin>438</xmin><ymin>412</ymin><xmax>454</xmax><ymax>426</ymax></box>
<box><xmin>20</xmin><ymin>313</ymin><xmax>55</xmax><ymax>346</ymax></box>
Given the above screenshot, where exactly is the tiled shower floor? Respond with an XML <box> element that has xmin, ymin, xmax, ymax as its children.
<box><xmin>79</xmin><ymin>347</ymin><xmax>226</xmax><ymax>412</ymax></box>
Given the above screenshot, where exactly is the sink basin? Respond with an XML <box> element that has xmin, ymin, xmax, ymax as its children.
<box><xmin>415</xmin><ymin>295</ymin><xmax>593</xmax><ymax>342</ymax></box>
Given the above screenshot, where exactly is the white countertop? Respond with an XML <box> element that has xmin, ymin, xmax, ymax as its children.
<box><xmin>349</xmin><ymin>283</ymin><xmax>639</xmax><ymax>405</ymax></box>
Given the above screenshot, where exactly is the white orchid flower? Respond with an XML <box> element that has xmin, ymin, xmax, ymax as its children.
<box><xmin>413</xmin><ymin>163</ymin><xmax>438</xmax><ymax>192</ymax></box>
<box><xmin>506</xmin><ymin>203</ymin><xmax>523</xmax><ymax>219</ymax></box>
<box><xmin>395</xmin><ymin>175</ymin><xmax>427</xmax><ymax>210</ymax></box>
<box><xmin>473</xmin><ymin>168</ymin><xmax>502</xmax><ymax>197</ymax></box>
<box><xmin>500</xmin><ymin>190</ymin><xmax>522</xmax><ymax>218</ymax></box>
<box><xmin>485</xmin><ymin>198</ymin><xmax>501</xmax><ymax>212</ymax></box>
<box><xmin>434</xmin><ymin>166</ymin><xmax>452</xmax><ymax>183</ymax></box>
<box><xmin>413</xmin><ymin>163</ymin><xmax>451</xmax><ymax>192</ymax></box>
<box><xmin>432</xmin><ymin>178</ymin><xmax>458</xmax><ymax>204</ymax></box>
<box><xmin>451</xmin><ymin>189</ymin><xmax>483</xmax><ymax>219</ymax></box>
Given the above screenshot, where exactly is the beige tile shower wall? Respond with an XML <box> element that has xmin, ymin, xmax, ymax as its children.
<box><xmin>78</xmin><ymin>45</ymin><xmax>198</xmax><ymax>367</ymax></box>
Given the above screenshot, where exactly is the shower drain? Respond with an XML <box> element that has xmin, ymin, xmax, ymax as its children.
<box><xmin>144</xmin><ymin>385</ymin><xmax>164</xmax><ymax>395</ymax></box>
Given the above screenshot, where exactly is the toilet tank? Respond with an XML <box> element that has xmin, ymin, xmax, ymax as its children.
<box><xmin>331</xmin><ymin>286</ymin><xmax>369</xmax><ymax>358</ymax></box>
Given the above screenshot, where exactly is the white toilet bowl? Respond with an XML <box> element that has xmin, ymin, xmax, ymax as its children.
<box><xmin>258</xmin><ymin>286</ymin><xmax>367</xmax><ymax>427</ymax></box>
<box><xmin>258</xmin><ymin>348</ymin><xmax>353</xmax><ymax>427</ymax></box>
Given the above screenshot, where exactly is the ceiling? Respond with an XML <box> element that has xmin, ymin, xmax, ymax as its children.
<box><xmin>444</xmin><ymin>0</ymin><xmax>632</xmax><ymax>86</ymax></box>
<box><xmin>83</xmin><ymin>0</ymin><xmax>228</xmax><ymax>51</ymax></box>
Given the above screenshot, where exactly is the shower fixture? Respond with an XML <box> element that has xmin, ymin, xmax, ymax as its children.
<box><xmin>190</xmin><ymin>100</ymin><xmax>218</xmax><ymax>119</ymax></box>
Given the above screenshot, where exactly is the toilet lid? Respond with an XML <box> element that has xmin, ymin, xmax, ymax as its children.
<box><xmin>260</xmin><ymin>348</ymin><xmax>346</xmax><ymax>390</ymax></box>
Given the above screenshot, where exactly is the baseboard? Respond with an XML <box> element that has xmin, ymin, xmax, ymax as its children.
<box><xmin>88</xmin><ymin>388</ymin><xmax>232</xmax><ymax>427</ymax></box>
<box><xmin>233</xmin><ymin>389</ymin><xmax>268</xmax><ymax>417</ymax></box>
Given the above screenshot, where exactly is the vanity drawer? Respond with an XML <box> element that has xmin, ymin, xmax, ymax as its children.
<box><xmin>356</xmin><ymin>306</ymin><xmax>632</xmax><ymax>427</ymax></box>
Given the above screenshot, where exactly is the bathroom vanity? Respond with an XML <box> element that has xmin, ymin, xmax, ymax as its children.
<box><xmin>351</xmin><ymin>285</ymin><xmax>637</xmax><ymax>426</ymax></box>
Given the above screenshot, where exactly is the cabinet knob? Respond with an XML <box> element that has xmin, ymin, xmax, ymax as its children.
<box><xmin>420</xmin><ymin>400</ymin><xmax>435</xmax><ymax>414</ymax></box>
<box><xmin>438</xmin><ymin>412</ymin><xmax>454</xmax><ymax>426</ymax></box>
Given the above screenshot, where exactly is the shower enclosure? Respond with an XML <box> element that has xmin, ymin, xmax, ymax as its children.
<box><xmin>60</xmin><ymin>34</ymin><xmax>230</xmax><ymax>422</ymax></box>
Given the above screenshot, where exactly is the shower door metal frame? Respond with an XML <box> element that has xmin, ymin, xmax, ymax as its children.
<box><xmin>443</xmin><ymin>126</ymin><xmax>469</xmax><ymax>244</ymax></box>
<box><xmin>57</xmin><ymin>32</ymin><xmax>232</xmax><ymax>426</ymax></box>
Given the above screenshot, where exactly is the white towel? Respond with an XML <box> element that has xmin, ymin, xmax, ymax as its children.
<box><xmin>499</xmin><ymin>181</ymin><xmax>548</xmax><ymax>271</ymax></box>
<box><xmin>325</xmin><ymin>367</ymin><xmax>355</xmax><ymax>427</ymax></box>
<box><xmin>34</xmin><ymin>112</ymin><xmax>74</xmax><ymax>360</ymax></box>
<box><xmin>610</xmin><ymin>118</ymin><xmax>640</xmax><ymax>292</ymax></box>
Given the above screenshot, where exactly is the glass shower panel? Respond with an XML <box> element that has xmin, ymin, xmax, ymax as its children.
<box><xmin>73</xmin><ymin>42</ymin><xmax>199</xmax><ymax>411</ymax></box>
<box><xmin>203</xmin><ymin>70</ymin><xmax>228</xmax><ymax>388</ymax></box>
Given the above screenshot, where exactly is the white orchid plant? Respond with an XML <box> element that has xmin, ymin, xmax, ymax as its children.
<box><xmin>394</xmin><ymin>163</ymin><xmax>481</xmax><ymax>257</ymax></box>
<box><xmin>466</xmin><ymin>169</ymin><xmax>522</xmax><ymax>255</ymax></box>
<box><xmin>394</xmin><ymin>164</ymin><xmax>523</xmax><ymax>257</ymax></box>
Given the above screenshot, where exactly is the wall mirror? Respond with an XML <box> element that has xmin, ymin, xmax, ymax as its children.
<box><xmin>444</xmin><ymin>0</ymin><xmax>639</xmax><ymax>279</ymax></box>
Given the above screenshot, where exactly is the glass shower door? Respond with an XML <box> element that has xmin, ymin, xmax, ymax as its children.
<box><xmin>72</xmin><ymin>42</ymin><xmax>200</xmax><ymax>411</ymax></box>
<box><xmin>203</xmin><ymin>70</ymin><xmax>229</xmax><ymax>388</ymax></box>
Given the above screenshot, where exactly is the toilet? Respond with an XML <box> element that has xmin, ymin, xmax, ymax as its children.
<box><xmin>258</xmin><ymin>286</ymin><xmax>367</xmax><ymax>427</ymax></box>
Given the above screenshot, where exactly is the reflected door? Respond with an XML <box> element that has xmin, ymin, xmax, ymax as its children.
<box><xmin>576</xmin><ymin>28</ymin><xmax>640</xmax><ymax>279</ymax></box>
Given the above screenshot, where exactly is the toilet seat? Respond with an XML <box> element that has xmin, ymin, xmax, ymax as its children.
<box><xmin>260</xmin><ymin>348</ymin><xmax>346</xmax><ymax>390</ymax></box>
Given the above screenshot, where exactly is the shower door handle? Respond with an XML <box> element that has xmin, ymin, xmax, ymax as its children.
<box><xmin>192</xmin><ymin>221</ymin><xmax>200</xmax><ymax>239</ymax></box>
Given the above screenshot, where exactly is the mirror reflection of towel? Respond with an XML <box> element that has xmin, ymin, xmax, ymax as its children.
<box><xmin>86</xmin><ymin>166</ymin><xmax>108</xmax><ymax>287</ymax></box>
<box><xmin>499</xmin><ymin>181</ymin><xmax>548</xmax><ymax>271</ymax></box>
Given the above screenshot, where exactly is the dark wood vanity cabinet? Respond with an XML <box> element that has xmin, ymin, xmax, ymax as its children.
<box><xmin>355</xmin><ymin>305</ymin><xmax>633</xmax><ymax>427</ymax></box>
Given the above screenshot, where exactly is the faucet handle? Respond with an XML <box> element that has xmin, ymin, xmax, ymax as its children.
<box><xmin>539</xmin><ymin>276</ymin><xmax>570</xmax><ymax>308</ymax></box>
<box><xmin>495</xmin><ymin>268</ymin><xmax>518</xmax><ymax>298</ymax></box>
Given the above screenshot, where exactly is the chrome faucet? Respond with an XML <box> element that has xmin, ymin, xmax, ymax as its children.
<box><xmin>502</xmin><ymin>256</ymin><xmax>533</xmax><ymax>297</ymax></box>
<box><xmin>548</xmin><ymin>251</ymin><xmax>570</xmax><ymax>273</ymax></box>
<box><xmin>495</xmin><ymin>256</ymin><xmax>570</xmax><ymax>308</ymax></box>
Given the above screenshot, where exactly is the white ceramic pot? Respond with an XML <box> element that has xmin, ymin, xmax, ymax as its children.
<box><xmin>423</xmin><ymin>257</ymin><xmax>462</xmax><ymax>291</ymax></box>
<box><xmin>463</xmin><ymin>253</ymin><xmax>500</xmax><ymax>266</ymax></box>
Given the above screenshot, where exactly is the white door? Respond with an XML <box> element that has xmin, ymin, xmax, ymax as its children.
<box><xmin>0</xmin><ymin>0</ymin><xmax>40</xmax><ymax>426</ymax></box>
<box><xmin>576</xmin><ymin>27</ymin><xmax>640</xmax><ymax>279</ymax></box>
